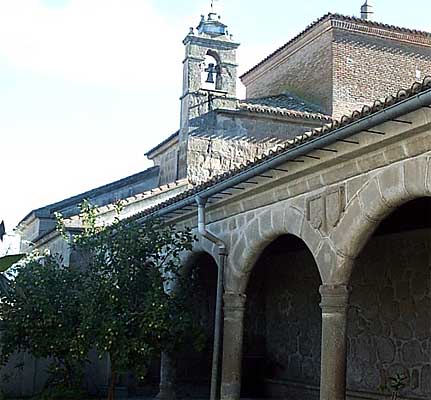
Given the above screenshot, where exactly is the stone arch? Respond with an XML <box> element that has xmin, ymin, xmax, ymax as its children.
<box><xmin>202</xmin><ymin>49</ymin><xmax>222</xmax><ymax>91</ymax></box>
<box><xmin>226</xmin><ymin>204</ymin><xmax>324</xmax><ymax>293</ymax></box>
<box><xmin>330</xmin><ymin>155</ymin><xmax>431</xmax><ymax>283</ymax></box>
<box><xmin>176</xmin><ymin>249</ymin><xmax>219</xmax><ymax>396</ymax></box>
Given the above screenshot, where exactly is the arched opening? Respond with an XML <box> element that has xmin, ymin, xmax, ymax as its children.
<box><xmin>176</xmin><ymin>252</ymin><xmax>218</xmax><ymax>398</ymax></box>
<box><xmin>347</xmin><ymin>197</ymin><xmax>431</xmax><ymax>399</ymax></box>
<box><xmin>201</xmin><ymin>50</ymin><xmax>221</xmax><ymax>91</ymax></box>
<box><xmin>242</xmin><ymin>234</ymin><xmax>322</xmax><ymax>399</ymax></box>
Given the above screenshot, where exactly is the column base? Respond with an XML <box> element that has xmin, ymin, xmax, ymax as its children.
<box><xmin>221</xmin><ymin>382</ymin><xmax>241</xmax><ymax>400</ymax></box>
<box><xmin>155</xmin><ymin>384</ymin><xmax>176</xmax><ymax>400</ymax></box>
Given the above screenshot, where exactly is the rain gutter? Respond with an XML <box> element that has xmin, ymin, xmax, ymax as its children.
<box><xmin>141</xmin><ymin>88</ymin><xmax>431</xmax><ymax>222</ymax></box>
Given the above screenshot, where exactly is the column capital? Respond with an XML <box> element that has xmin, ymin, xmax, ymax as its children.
<box><xmin>319</xmin><ymin>284</ymin><xmax>351</xmax><ymax>313</ymax></box>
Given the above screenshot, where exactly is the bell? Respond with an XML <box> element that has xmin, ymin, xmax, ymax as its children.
<box><xmin>205</xmin><ymin>63</ymin><xmax>216</xmax><ymax>84</ymax></box>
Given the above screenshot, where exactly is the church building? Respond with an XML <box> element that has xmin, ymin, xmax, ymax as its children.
<box><xmin>7</xmin><ymin>2</ymin><xmax>431</xmax><ymax>400</ymax></box>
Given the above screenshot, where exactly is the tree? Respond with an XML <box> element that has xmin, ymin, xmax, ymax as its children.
<box><xmin>0</xmin><ymin>253</ymin><xmax>91</xmax><ymax>397</ymax></box>
<box><xmin>0</xmin><ymin>253</ymin><xmax>25</xmax><ymax>298</ymax></box>
<box><xmin>0</xmin><ymin>201</ymin><xmax>201</xmax><ymax>400</ymax></box>
<box><xmin>58</xmin><ymin>201</ymin><xmax>201</xmax><ymax>400</ymax></box>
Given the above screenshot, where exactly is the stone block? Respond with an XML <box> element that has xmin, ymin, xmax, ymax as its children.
<box><xmin>358</xmin><ymin>178</ymin><xmax>391</xmax><ymax>221</ymax></box>
<box><xmin>384</xmin><ymin>143</ymin><xmax>407</xmax><ymax>164</ymax></box>
<box><xmin>403</xmin><ymin>156</ymin><xmax>429</xmax><ymax>197</ymax></box>
<box><xmin>378</xmin><ymin>165</ymin><xmax>409</xmax><ymax>208</ymax></box>
<box><xmin>381</xmin><ymin>300</ymin><xmax>400</xmax><ymax>321</ymax></box>
<box><xmin>421</xmin><ymin>365</ymin><xmax>431</xmax><ymax>394</ymax></box>
<box><xmin>331</xmin><ymin>195</ymin><xmax>369</xmax><ymax>259</ymax></box>
<box><xmin>357</xmin><ymin>152</ymin><xmax>387</xmax><ymax>173</ymax></box>
<box><xmin>402</xmin><ymin>340</ymin><xmax>427</xmax><ymax>365</ymax></box>
<box><xmin>375</xmin><ymin>336</ymin><xmax>396</xmax><ymax>363</ymax></box>
<box><xmin>284</xmin><ymin>206</ymin><xmax>304</xmax><ymax>238</ymax></box>
<box><xmin>392</xmin><ymin>321</ymin><xmax>413</xmax><ymax>340</ymax></box>
<box><xmin>404</xmin><ymin>133</ymin><xmax>431</xmax><ymax>157</ymax></box>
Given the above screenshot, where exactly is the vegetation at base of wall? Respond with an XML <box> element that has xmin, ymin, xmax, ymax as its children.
<box><xmin>0</xmin><ymin>200</ymin><xmax>203</xmax><ymax>400</ymax></box>
<box><xmin>60</xmin><ymin>201</ymin><xmax>203</xmax><ymax>399</ymax></box>
<box><xmin>378</xmin><ymin>373</ymin><xmax>408</xmax><ymax>400</ymax></box>
<box><xmin>0</xmin><ymin>252</ymin><xmax>91</xmax><ymax>392</ymax></box>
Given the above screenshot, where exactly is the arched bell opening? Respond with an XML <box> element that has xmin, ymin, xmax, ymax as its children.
<box><xmin>241</xmin><ymin>234</ymin><xmax>322</xmax><ymax>399</ymax></box>
<box><xmin>176</xmin><ymin>252</ymin><xmax>218</xmax><ymax>398</ymax></box>
<box><xmin>347</xmin><ymin>197</ymin><xmax>431</xmax><ymax>399</ymax></box>
<box><xmin>201</xmin><ymin>50</ymin><xmax>222</xmax><ymax>91</ymax></box>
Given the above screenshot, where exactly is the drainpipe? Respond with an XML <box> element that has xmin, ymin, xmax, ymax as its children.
<box><xmin>196</xmin><ymin>195</ymin><xmax>227</xmax><ymax>400</ymax></box>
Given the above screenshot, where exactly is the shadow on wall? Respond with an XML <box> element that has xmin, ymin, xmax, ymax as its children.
<box><xmin>242</xmin><ymin>234</ymin><xmax>322</xmax><ymax>400</ymax></box>
<box><xmin>347</xmin><ymin>198</ymin><xmax>431</xmax><ymax>399</ymax></box>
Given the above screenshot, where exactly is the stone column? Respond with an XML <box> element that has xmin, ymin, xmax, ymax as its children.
<box><xmin>156</xmin><ymin>352</ymin><xmax>176</xmax><ymax>400</ymax></box>
<box><xmin>319</xmin><ymin>284</ymin><xmax>351</xmax><ymax>400</ymax></box>
<box><xmin>220</xmin><ymin>292</ymin><xmax>246</xmax><ymax>400</ymax></box>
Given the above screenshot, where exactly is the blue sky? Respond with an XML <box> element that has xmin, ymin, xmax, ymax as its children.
<box><xmin>0</xmin><ymin>0</ymin><xmax>430</xmax><ymax>245</ymax></box>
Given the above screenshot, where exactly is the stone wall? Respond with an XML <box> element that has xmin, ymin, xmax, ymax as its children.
<box><xmin>243</xmin><ymin>238</ymin><xmax>322</xmax><ymax>399</ymax></box>
<box><xmin>153</xmin><ymin>145</ymin><xmax>179</xmax><ymax>186</ymax></box>
<box><xmin>332</xmin><ymin>31</ymin><xmax>431</xmax><ymax>119</ymax></box>
<box><xmin>241</xmin><ymin>227</ymin><xmax>430</xmax><ymax>400</ymax></box>
<box><xmin>243</xmin><ymin>30</ymin><xmax>333</xmax><ymax>114</ymax></box>
<box><xmin>176</xmin><ymin>253</ymin><xmax>217</xmax><ymax>397</ymax></box>
<box><xmin>187</xmin><ymin>112</ymin><xmax>317</xmax><ymax>184</ymax></box>
<box><xmin>348</xmin><ymin>229</ymin><xmax>431</xmax><ymax>399</ymax></box>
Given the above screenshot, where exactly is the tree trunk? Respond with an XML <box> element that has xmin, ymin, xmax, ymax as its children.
<box><xmin>107</xmin><ymin>369</ymin><xmax>116</xmax><ymax>400</ymax></box>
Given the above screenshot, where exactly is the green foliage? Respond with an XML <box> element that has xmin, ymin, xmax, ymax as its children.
<box><xmin>378</xmin><ymin>373</ymin><xmax>408</xmax><ymax>400</ymax></box>
<box><xmin>0</xmin><ymin>199</ymin><xmax>200</xmax><ymax>399</ymax></box>
<box><xmin>0</xmin><ymin>254</ymin><xmax>91</xmax><ymax>388</ymax></box>
<box><xmin>0</xmin><ymin>254</ymin><xmax>26</xmax><ymax>273</ymax></box>
<box><xmin>64</xmin><ymin>200</ymin><xmax>199</xmax><ymax>379</ymax></box>
<box><xmin>0</xmin><ymin>253</ymin><xmax>26</xmax><ymax>299</ymax></box>
<box><xmin>57</xmin><ymin>199</ymin><xmax>200</xmax><ymax>398</ymax></box>
<box><xmin>388</xmin><ymin>373</ymin><xmax>408</xmax><ymax>392</ymax></box>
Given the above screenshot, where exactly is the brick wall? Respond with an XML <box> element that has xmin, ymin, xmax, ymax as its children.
<box><xmin>242</xmin><ymin>17</ymin><xmax>431</xmax><ymax>119</ymax></box>
<box><xmin>244</xmin><ymin>30</ymin><xmax>333</xmax><ymax>114</ymax></box>
<box><xmin>332</xmin><ymin>30</ymin><xmax>431</xmax><ymax>119</ymax></box>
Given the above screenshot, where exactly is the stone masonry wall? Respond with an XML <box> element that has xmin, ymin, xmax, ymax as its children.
<box><xmin>187</xmin><ymin>113</ymin><xmax>318</xmax><ymax>184</ymax></box>
<box><xmin>244</xmin><ymin>30</ymin><xmax>333</xmax><ymax>114</ymax></box>
<box><xmin>176</xmin><ymin>254</ymin><xmax>217</xmax><ymax>398</ymax></box>
<box><xmin>188</xmin><ymin>135</ymin><xmax>275</xmax><ymax>185</ymax></box>
<box><xmin>242</xmin><ymin>228</ymin><xmax>430</xmax><ymax>400</ymax></box>
<box><xmin>152</xmin><ymin>146</ymin><xmax>178</xmax><ymax>186</ymax></box>
<box><xmin>243</xmin><ymin>243</ymin><xmax>322</xmax><ymax>399</ymax></box>
<box><xmin>332</xmin><ymin>30</ymin><xmax>431</xmax><ymax>119</ymax></box>
<box><xmin>348</xmin><ymin>229</ymin><xmax>431</xmax><ymax>399</ymax></box>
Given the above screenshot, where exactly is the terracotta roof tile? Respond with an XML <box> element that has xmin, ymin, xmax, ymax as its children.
<box><xmin>241</xmin><ymin>13</ymin><xmax>431</xmax><ymax>79</ymax></box>
<box><xmin>238</xmin><ymin>102</ymin><xmax>332</xmax><ymax>122</ymax></box>
<box><xmin>133</xmin><ymin>77</ymin><xmax>431</xmax><ymax>221</ymax></box>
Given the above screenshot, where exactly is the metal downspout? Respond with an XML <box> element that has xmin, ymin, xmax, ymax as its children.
<box><xmin>196</xmin><ymin>195</ymin><xmax>227</xmax><ymax>400</ymax></box>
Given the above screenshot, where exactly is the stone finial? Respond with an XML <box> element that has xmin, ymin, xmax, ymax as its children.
<box><xmin>360</xmin><ymin>1</ymin><xmax>373</xmax><ymax>20</ymax></box>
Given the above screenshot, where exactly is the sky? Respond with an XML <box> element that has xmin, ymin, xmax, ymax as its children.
<box><xmin>0</xmin><ymin>0</ymin><xmax>430</xmax><ymax>251</ymax></box>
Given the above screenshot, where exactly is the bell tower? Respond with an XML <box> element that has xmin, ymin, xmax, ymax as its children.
<box><xmin>177</xmin><ymin>10</ymin><xmax>240</xmax><ymax>180</ymax></box>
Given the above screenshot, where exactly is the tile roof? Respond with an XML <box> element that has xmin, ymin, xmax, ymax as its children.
<box><xmin>19</xmin><ymin>166</ymin><xmax>160</xmax><ymax>224</ymax></box>
<box><xmin>238</xmin><ymin>94</ymin><xmax>332</xmax><ymax>122</ymax></box>
<box><xmin>242</xmin><ymin>93</ymin><xmax>324</xmax><ymax>113</ymax></box>
<box><xmin>241</xmin><ymin>13</ymin><xmax>431</xmax><ymax>79</ymax></box>
<box><xmin>133</xmin><ymin>76</ymin><xmax>431</xmax><ymax>221</ymax></box>
<box><xmin>146</xmin><ymin>97</ymin><xmax>331</xmax><ymax>155</ymax></box>
<box><xmin>145</xmin><ymin>130</ymin><xmax>179</xmax><ymax>157</ymax></box>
